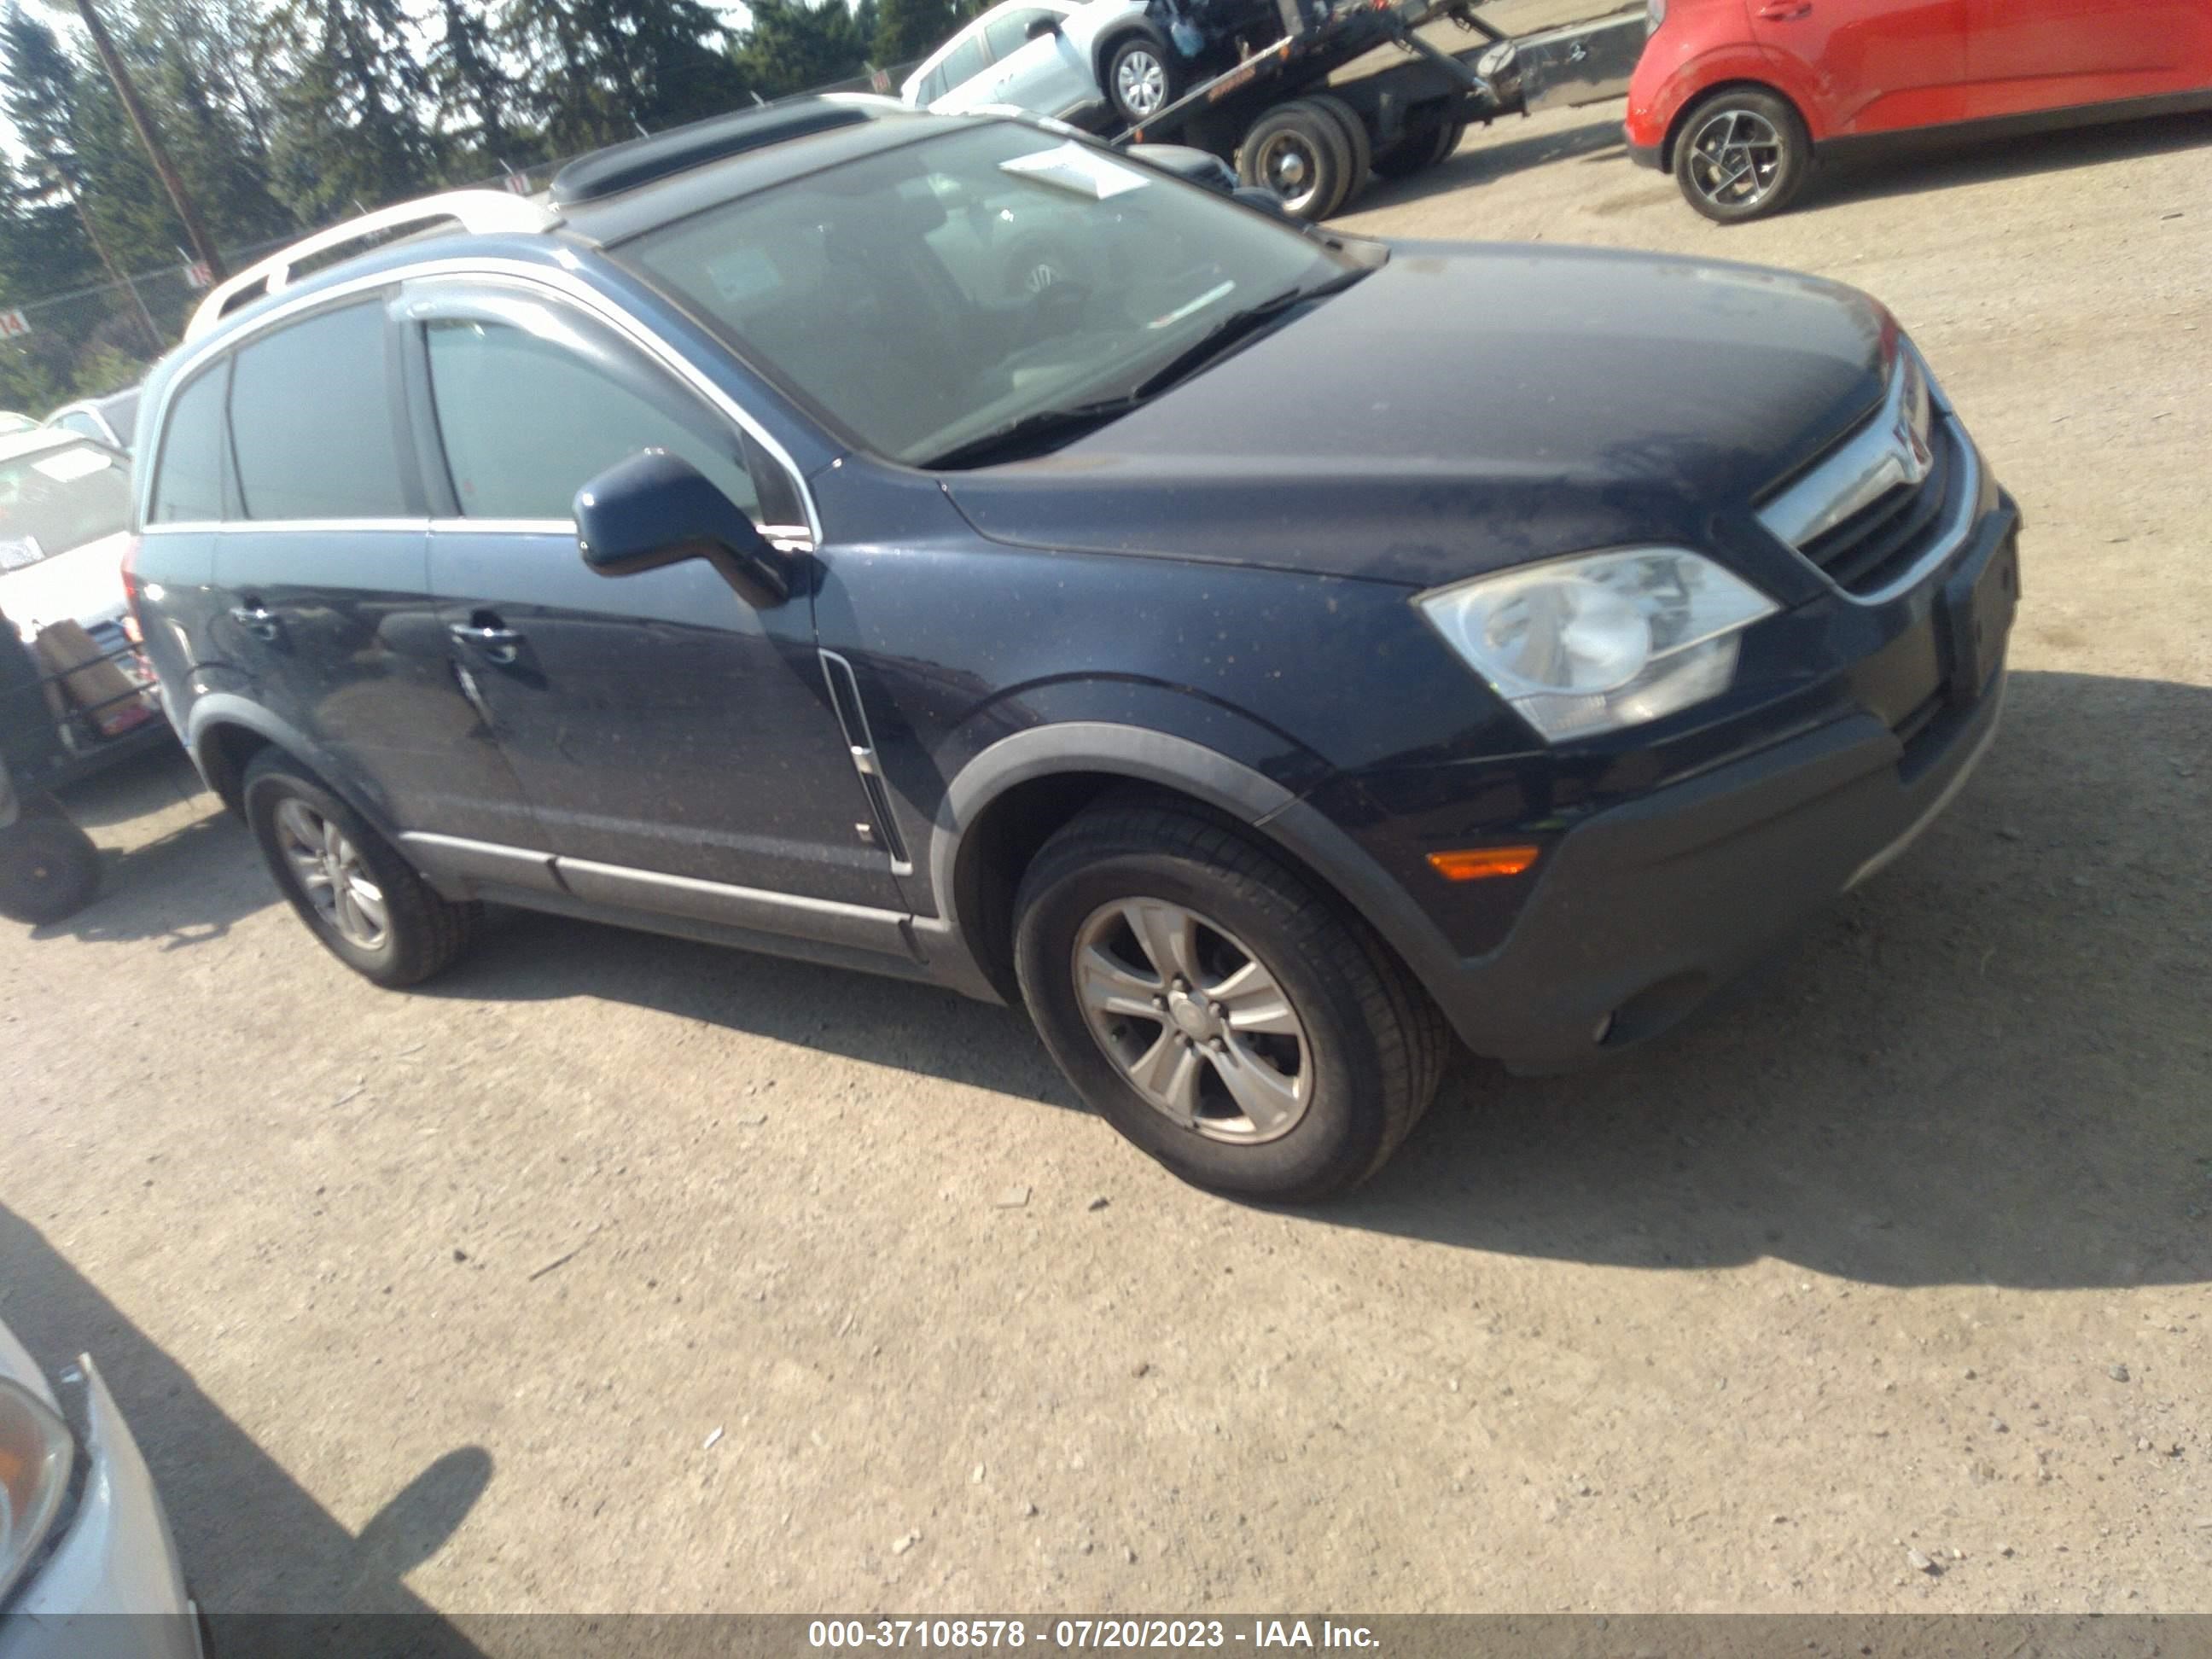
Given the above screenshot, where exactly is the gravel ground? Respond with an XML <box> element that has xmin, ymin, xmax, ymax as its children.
<box><xmin>3</xmin><ymin>82</ymin><xmax>2209</xmax><ymax>1625</ymax></box>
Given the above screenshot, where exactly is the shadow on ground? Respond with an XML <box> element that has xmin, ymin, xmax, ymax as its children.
<box><xmin>0</xmin><ymin>1208</ymin><xmax>489</xmax><ymax>1653</ymax></box>
<box><xmin>1355</xmin><ymin>114</ymin><xmax>1628</xmax><ymax>214</ymax></box>
<box><xmin>1802</xmin><ymin>108</ymin><xmax>2212</xmax><ymax>214</ymax></box>
<box><xmin>425</xmin><ymin>669</ymin><xmax>2212</xmax><ymax>1293</ymax></box>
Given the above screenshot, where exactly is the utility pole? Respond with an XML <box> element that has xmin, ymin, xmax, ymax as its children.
<box><xmin>45</xmin><ymin>161</ymin><xmax>165</xmax><ymax>357</ymax></box>
<box><xmin>68</xmin><ymin>0</ymin><xmax>228</xmax><ymax>282</ymax></box>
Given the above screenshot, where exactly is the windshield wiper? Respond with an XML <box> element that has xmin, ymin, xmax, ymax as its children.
<box><xmin>921</xmin><ymin>396</ymin><xmax>1145</xmax><ymax>470</ymax></box>
<box><xmin>1126</xmin><ymin>265</ymin><xmax>1370</xmax><ymax>402</ymax></box>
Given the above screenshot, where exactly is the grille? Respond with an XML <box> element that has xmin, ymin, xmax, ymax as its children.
<box><xmin>1797</xmin><ymin>418</ymin><xmax>1965</xmax><ymax>597</ymax></box>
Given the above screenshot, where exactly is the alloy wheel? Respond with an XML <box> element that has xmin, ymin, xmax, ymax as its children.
<box><xmin>1071</xmin><ymin>899</ymin><xmax>1313</xmax><ymax>1144</ymax></box>
<box><xmin>273</xmin><ymin>798</ymin><xmax>389</xmax><ymax>950</ymax></box>
<box><xmin>1115</xmin><ymin>49</ymin><xmax>1167</xmax><ymax>119</ymax></box>
<box><xmin>1685</xmin><ymin>106</ymin><xmax>1784</xmax><ymax>210</ymax></box>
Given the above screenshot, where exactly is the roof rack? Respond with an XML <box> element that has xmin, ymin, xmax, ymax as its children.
<box><xmin>547</xmin><ymin>98</ymin><xmax>899</xmax><ymax>207</ymax></box>
<box><xmin>183</xmin><ymin>191</ymin><xmax>559</xmax><ymax>341</ymax></box>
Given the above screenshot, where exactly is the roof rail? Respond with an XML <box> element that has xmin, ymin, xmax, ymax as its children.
<box><xmin>183</xmin><ymin>191</ymin><xmax>559</xmax><ymax>342</ymax></box>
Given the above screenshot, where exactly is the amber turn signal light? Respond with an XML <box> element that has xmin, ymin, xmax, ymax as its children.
<box><xmin>1427</xmin><ymin>846</ymin><xmax>1540</xmax><ymax>882</ymax></box>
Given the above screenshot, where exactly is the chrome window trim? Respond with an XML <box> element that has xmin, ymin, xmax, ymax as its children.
<box><xmin>429</xmin><ymin>517</ymin><xmax>576</xmax><ymax>536</ymax></box>
<box><xmin>137</xmin><ymin>255</ymin><xmax>823</xmax><ymax>549</ymax></box>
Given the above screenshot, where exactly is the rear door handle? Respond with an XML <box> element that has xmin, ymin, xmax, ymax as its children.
<box><xmin>229</xmin><ymin>602</ymin><xmax>280</xmax><ymax>642</ymax></box>
<box><xmin>448</xmin><ymin>616</ymin><xmax>525</xmax><ymax>667</ymax></box>
<box><xmin>1755</xmin><ymin>3</ymin><xmax>1811</xmax><ymax>16</ymax></box>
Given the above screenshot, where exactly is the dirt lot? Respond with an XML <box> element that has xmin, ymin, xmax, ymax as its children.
<box><xmin>3</xmin><ymin>84</ymin><xmax>2209</xmax><ymax>1625</ymax></box>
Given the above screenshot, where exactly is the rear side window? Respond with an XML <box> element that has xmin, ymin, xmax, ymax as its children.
<box><xmin>422</xmin><ymin>317</ymin><xmax>762</xmax><ymax>523</ymax></box>
<box><xmin>984</xmin><ymin>8</ymin><xmax>1055</xmax><ymax>57</ymax></box>
<box><xmin>149</xmin><ymin>362</ymin><xmax>231</xmax><ymax>524</ymax></box>
<box><xmin>228</xmin><ymin>301</ymin><xmax>410</xmax><ymax>521</ymax></box>
<box><xmin>935</xmin><ymin>32</ymin><xmax>988</xmax><ymax>94</ymax></box>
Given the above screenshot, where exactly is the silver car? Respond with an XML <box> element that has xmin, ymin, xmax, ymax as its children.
<box><xmin>0</xmin><ymin>1318</ymin><xmax>199</xmax><ymax>1657</ymax></box>
<box><xmin>902</xmin><ymin>0</ymin><xmax>1185</xmax><ymax>126</ymax></box>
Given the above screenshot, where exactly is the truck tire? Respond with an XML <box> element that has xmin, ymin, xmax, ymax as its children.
<box><xmin>1371</xmin><ymin>109</ymin><xmax>1462</xmax><ymax>178</ymax></box>
<box><xmin>1237</xmin><ymin>101</ymin><xmax>1356</xmax><ymax>221</ymax></box>
<box><xmin>0</xmin><ymin>795</ymin><xmax>101</xmax><ymax>925</ymax></box>
<box><xmin>1013</xmin><ymin>795</ymin><xmax>1449</xmax><ymax>1202</ymax></box>
<box><xmin>243</xmin><ymin>749</ymin><xmax>481</xmax><ymax>987</ymax></box>
<box><xmin>1307</xmin><ymin>94</ymin><xmax>1371</xmax><ymax>208</ymax></box>
<box><xmin>1671</xmin><ymin>86</ymin><xmax>1810</xmax><ymax>223</ymax></box>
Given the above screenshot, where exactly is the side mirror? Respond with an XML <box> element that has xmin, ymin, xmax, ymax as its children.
<box><xmin>1024</xmin><ymin>14</ymin><xmax>1062</xmax><ymax>38</ymax></box>
<box><xmin>574</xmin><ymin>450</ymin><xmax>789</xmax><ymax>609</ymax></box>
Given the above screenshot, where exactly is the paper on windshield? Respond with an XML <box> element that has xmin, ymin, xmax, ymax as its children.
<box><xmin>0</xmin><ymin>534</ymin><xmax>44</xmax><ymax>571</ymax></box>
<box><xmin>32</xmin><ymin>447</ymin><xmax>114</xmax><ymax>483</ymax></box>
<box><xmin>998</xmin><ymin>142</ymin><xmax>1152</xmax><ymax>201</ymax></box>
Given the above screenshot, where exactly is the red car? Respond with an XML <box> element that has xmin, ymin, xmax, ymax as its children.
<box><xmin>1626</xmin><ymin>0</ymin><xmax>2212</xmax><ymax>221</ymax></box>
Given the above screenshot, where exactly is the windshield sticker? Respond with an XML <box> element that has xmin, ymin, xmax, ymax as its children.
<box><xmin>32</xmin><ymin>447</ymin><xmax>114</xmax><ymax>483</ymax></box>
<box><xmin>702</xmin><ymin>247</ymin><xmax>781</xmax><ymax>306</ymax></box>
<box><xmin>998</xmin><ymin>142</ymin><xmax>1151</xmax><ymax>201</ymax></box>
<box><xmin>0</xmin><ymin>534</ymin><xmax>44</xmax><ymax>571</ymax></box>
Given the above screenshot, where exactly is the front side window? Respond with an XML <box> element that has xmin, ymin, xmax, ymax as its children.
<box><xmin>229</xmin><ymin>300</ymin><xmax>410</xmax><ymax>521</ymax></box>
<box><xmin>422</xmin><ymin>317</ymin><xmax>763</xmax><ymax>524</ymax></box>
<box><xmin>148</xmin><ymin>362</ymin><xmax>230</xmax><ymax>525</ymax></box>
<box><xmin>0</xmin><ymin>440</ymin><xmax>132</xmax><ymax>562</ymax></box>
<box><xmin>620</xmin><ymin>123</ymin><xmax>1349</xmax><ymax>466</ymax></box>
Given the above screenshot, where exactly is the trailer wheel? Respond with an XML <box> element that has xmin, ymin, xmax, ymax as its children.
<box><xmin>1237</xmin><ymin>102</ymin><xmax>1355</xmax><ymax>221</ymax></box>
<box><xmin>1371</xmin><ymin>111</ymin><xmax>1463</xmax><ymax>179</ymax></box>
<box><xmin>1307</xmin><ymin>94</ymin><xmax>1371</xmax><ymax>208</ymax></box>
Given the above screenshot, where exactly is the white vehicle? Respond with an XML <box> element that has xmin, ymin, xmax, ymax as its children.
<box><xmin>902</xmin><ymin>0</ymin><xmax>1185</xmax><ymax>128</ymax></box>
<box><xmin>0</xmin><ymin>1316</ymin><xmax>201</xmax><ymax>1656</ymax></box>
<box><xmin>44</xmin><ymin>388</ymin><xmax>142</xmax><ymax>456</ymax></box>
<box><xmin>0</xmin><ymin>430</ymin><xmax>136</xmax><ymax>651</ymax></box>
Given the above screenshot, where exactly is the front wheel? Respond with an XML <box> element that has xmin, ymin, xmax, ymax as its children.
<box><xmin>1014</xmin><ymin>798</ymin><xmax>1449</xmax><ymax>1202</ymax></box>
<box><xmin>1237</xmin><ymin>101</ymin><xmax>1357</xmax><ymax>221</ymax></box>
<box><xmin>1105</xmin><ymin>34</ymin><xmax>1178</xmax><ymax>125</ymax></box>
<box><xmin>1672</xmin><ymin>87</ymin><xmax>1810</xmax><ymax>223</ymax></box>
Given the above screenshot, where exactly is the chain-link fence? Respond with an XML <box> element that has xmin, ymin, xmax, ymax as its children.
<box><xmin>0</xmin><ymin>67</ymin><xmax>924</xmax><ymax>420</ymax></box>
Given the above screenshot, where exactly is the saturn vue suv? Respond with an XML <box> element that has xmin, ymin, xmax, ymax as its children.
<box><xmin>125</xmin><ymin>99</ymin><xmax>2018</xmax><ymax>1201</ymax></box>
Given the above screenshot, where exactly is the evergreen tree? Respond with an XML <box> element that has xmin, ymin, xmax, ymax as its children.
<box><xmin>739</xmin><ymin>0</ymin><xmax>868</xmax><ymax>99</ymax></box>
<box><xmin>427</xmin><ymin>0</ymin><xmax>519</xmax><ymax>167</ymax></box>
<box><xmin>261</xmin><ymin>0</ymin><xmax>440</xmax><ymax>221</ymax></box>
<box><xmin>871</xmin><ymin>0</ymin><xmax>958</xmax><ymax>72</ymax></box>
<box><xmin>505</xmin><ymin>0</ymin><xmax>752</xmax><ymax>153</ymax></box>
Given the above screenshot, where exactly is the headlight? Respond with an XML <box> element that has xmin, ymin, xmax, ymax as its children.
<box><xmin>0</xmin><ymin>1378</ymin><xmax>75</xmax><ymax>1603</ymax></box>
<box><xmin>1645</xmin><ymin>0</ymin><xmax>1667</xmax><ymax>35</ymax></box>
<box><xmin>1417</xmin><ymin>549</ymin><xmax>1778</xmax><ymax>742</ymax></box>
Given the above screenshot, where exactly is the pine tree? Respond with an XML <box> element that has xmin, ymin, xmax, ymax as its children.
<box><xmin>739</xmin><ymin>0</ymin><xmax>868</xmax><ymax>99</ymax></box>
<box><xmin>427</xmin><ymin>0</ymin><xmax>518</xmax><ymax>169</ymax></box>
<box><xmin>871</xmin><ymin>0</ymin><xmax>959</xmax><ymax>73</ymax></box>
<box><xmin>261</xmin><ymin>0</ymin><xmax>441</xmax><ymax>221</ymax></box>
<box><xmin>504</xmin><ymin>0</ymin><xmax>752</xmax><ymax>154</ymax></box>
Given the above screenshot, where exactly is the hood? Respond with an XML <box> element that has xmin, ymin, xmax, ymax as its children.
<box><xmin>0</xmin><ymin>529</ymin><xmax>131</xmax><ymax>638</ymax></box>
<box><xmin>942</xmin><ymin>242</ymin><xmax>1891</xmax><ymax>589</ymax></box>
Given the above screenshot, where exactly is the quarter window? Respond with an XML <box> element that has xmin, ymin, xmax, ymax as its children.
<box><xmin>422</xmin><ymin>317</ymin><xmax>763</xmax><ymax>524</ymax></box>
<box><xmin>228</xmin><ymin>301</ymin><xmax>411</xmax><ymax>521</ymax></box>
<box><xmin>149</xmin><ymin>361</ymin><xmax>231</xmax><ymax>524</ymax></box>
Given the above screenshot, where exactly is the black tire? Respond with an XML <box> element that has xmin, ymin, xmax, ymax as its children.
<box><xmin>1013</xmin><ymin>797</ymin><xmax>1449</xmax><ymax>1202</ymax></box>
<box><xmin>1237</xmin><ymin>100</ymin><xmax>1356</xmax><ymax>221</ymax></box>
<box><xmin>1671</xmin><ymin>86</ymin><xmax>1810</xmax><ymax>224</ymax></box>
<box><xmin>242</xmin><ymin>749</ymin><xmax>480</xmax><ymax>987</ymax></box>
<box><xmin>1371</xmin><ymin>110</ymin><xmax>1463</xmax><ymax>178</ymax></box>
<box><xmin>0</xmin><ymin>795</ymin><xmax>101</xmax><ymax>924</ymax></box>
<box><xmin>1104</xmin><ymin>32</ymin><xmax>1179</xmax><ymax>127</ymax></box>
<box><xmin>1307</xmin><ymin>94</ymin><xmax>1372</xmax><ymax>208</ymax></box>
<box><xmin>1429</xmin><ymin>114</ymin><xmax>1468</xmax><ymax>168</ymax></box>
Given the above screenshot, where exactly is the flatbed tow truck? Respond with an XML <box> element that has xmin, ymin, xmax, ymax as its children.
<box><xmin>1115</xmin><ymin>0</ymin><xmax>1648</xmax><ymax>218</ymax></box>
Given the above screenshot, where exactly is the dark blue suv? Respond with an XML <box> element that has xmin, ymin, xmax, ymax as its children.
<box><xmin>128</xmin><ymin>100</ymin><xmax>2018</xmax><ymax>1200</ymax></box>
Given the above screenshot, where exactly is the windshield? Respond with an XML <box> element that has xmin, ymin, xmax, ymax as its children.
<box><xmin>620</xmin><ymin>123</ymin><xmax>1349</xmax><ymax>466</ymax></box>
<box><xmin>0</xmin><ymin>441</ymin><xmax>132</xmax><ymax>569</ymax></box>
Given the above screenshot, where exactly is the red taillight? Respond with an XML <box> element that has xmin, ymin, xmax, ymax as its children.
<box><xmin>119</xmin><ymin>534</ymin><xmax>145</xmax><ymax>644</ymax></box>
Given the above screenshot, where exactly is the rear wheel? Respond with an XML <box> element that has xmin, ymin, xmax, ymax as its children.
<box><xmin>1014</xmin><ymin>797</ymin><xmax>1449</xmax><ymax>1202</ymax></box>
<box><xmin>0</xmin><ymin>794</ymin><xmax>101</xmax><ymax>924</ymax></box>
<box><xmin>1307</xmin><ymin>94</ymin><xmax>1372</xmax><ymax>208</ymax></box>
<box><xmin>1371</xmin><ymin>109</ymin><xmax>1464</xmax><ymax>178</ymax></box>
<box><xmin>242</xmin><ymin>750</ymin><xmax>480</xmax><ymax>987</ymax></box>
<box><xmin>1105</xmin><ymin>33</ymin><xmax>1179</xmax><ymax>125</ymax></box>
<box><xmin>1237</xmin><ymin>101</ymin><xmax>1356</xmax><ymax>221</ymax></box>
<box><xmin>1672</xmin><ymin>87</ymin><xmax>1810</xmax><ymax>223</ymax></box>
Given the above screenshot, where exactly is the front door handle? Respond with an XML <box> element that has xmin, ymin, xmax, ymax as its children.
<box><xmin>229</xmin><ymin>602</ymin><xmax>280</xmax><ymax>642</ymax></box>
<box><xmin>448</xmin><ymin>616</ymin><xmax>524</xmax><ymax>667</ymax></box>
<box><xmin>1755</xmin><ymin>2</ymin><xmax>1811</xmax><ymax>16</ymax></box>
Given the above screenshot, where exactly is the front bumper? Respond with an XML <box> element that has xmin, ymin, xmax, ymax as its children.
<box><xmin>1626</xmin><ymin>135</ymin><xmax>1663</xmax><ymax>170</ymax></box>
<box><xmin>0</xmin><ymin>1355</ymin><xmax>201</xmax><ymax>1659</ymax></box>
<box><xmin>1391</xmin><ymin>498</ymin><xmax>2019</xmax><ymax>1074</ymax></box>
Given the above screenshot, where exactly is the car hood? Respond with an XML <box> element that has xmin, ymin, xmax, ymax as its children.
<box><xmin>0</xmin><ymin>530</ymin><xmax>131</xmax><ymax>637</ymax></box>
<box><xmin>940</xmin><ymin>242</ymin><xmax>1892</xmax><ymax>588</ymax></box>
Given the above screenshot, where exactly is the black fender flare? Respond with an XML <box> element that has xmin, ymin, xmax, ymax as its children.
<box><xmin>183</xmin><ymin>695</ymin><xmax>405</xmax><ymax>848</ymax></box>
<box><xmin>916</xmin><ymin>721</ymin><xmax>1465</xmax><ymax>1014</ymax></box>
